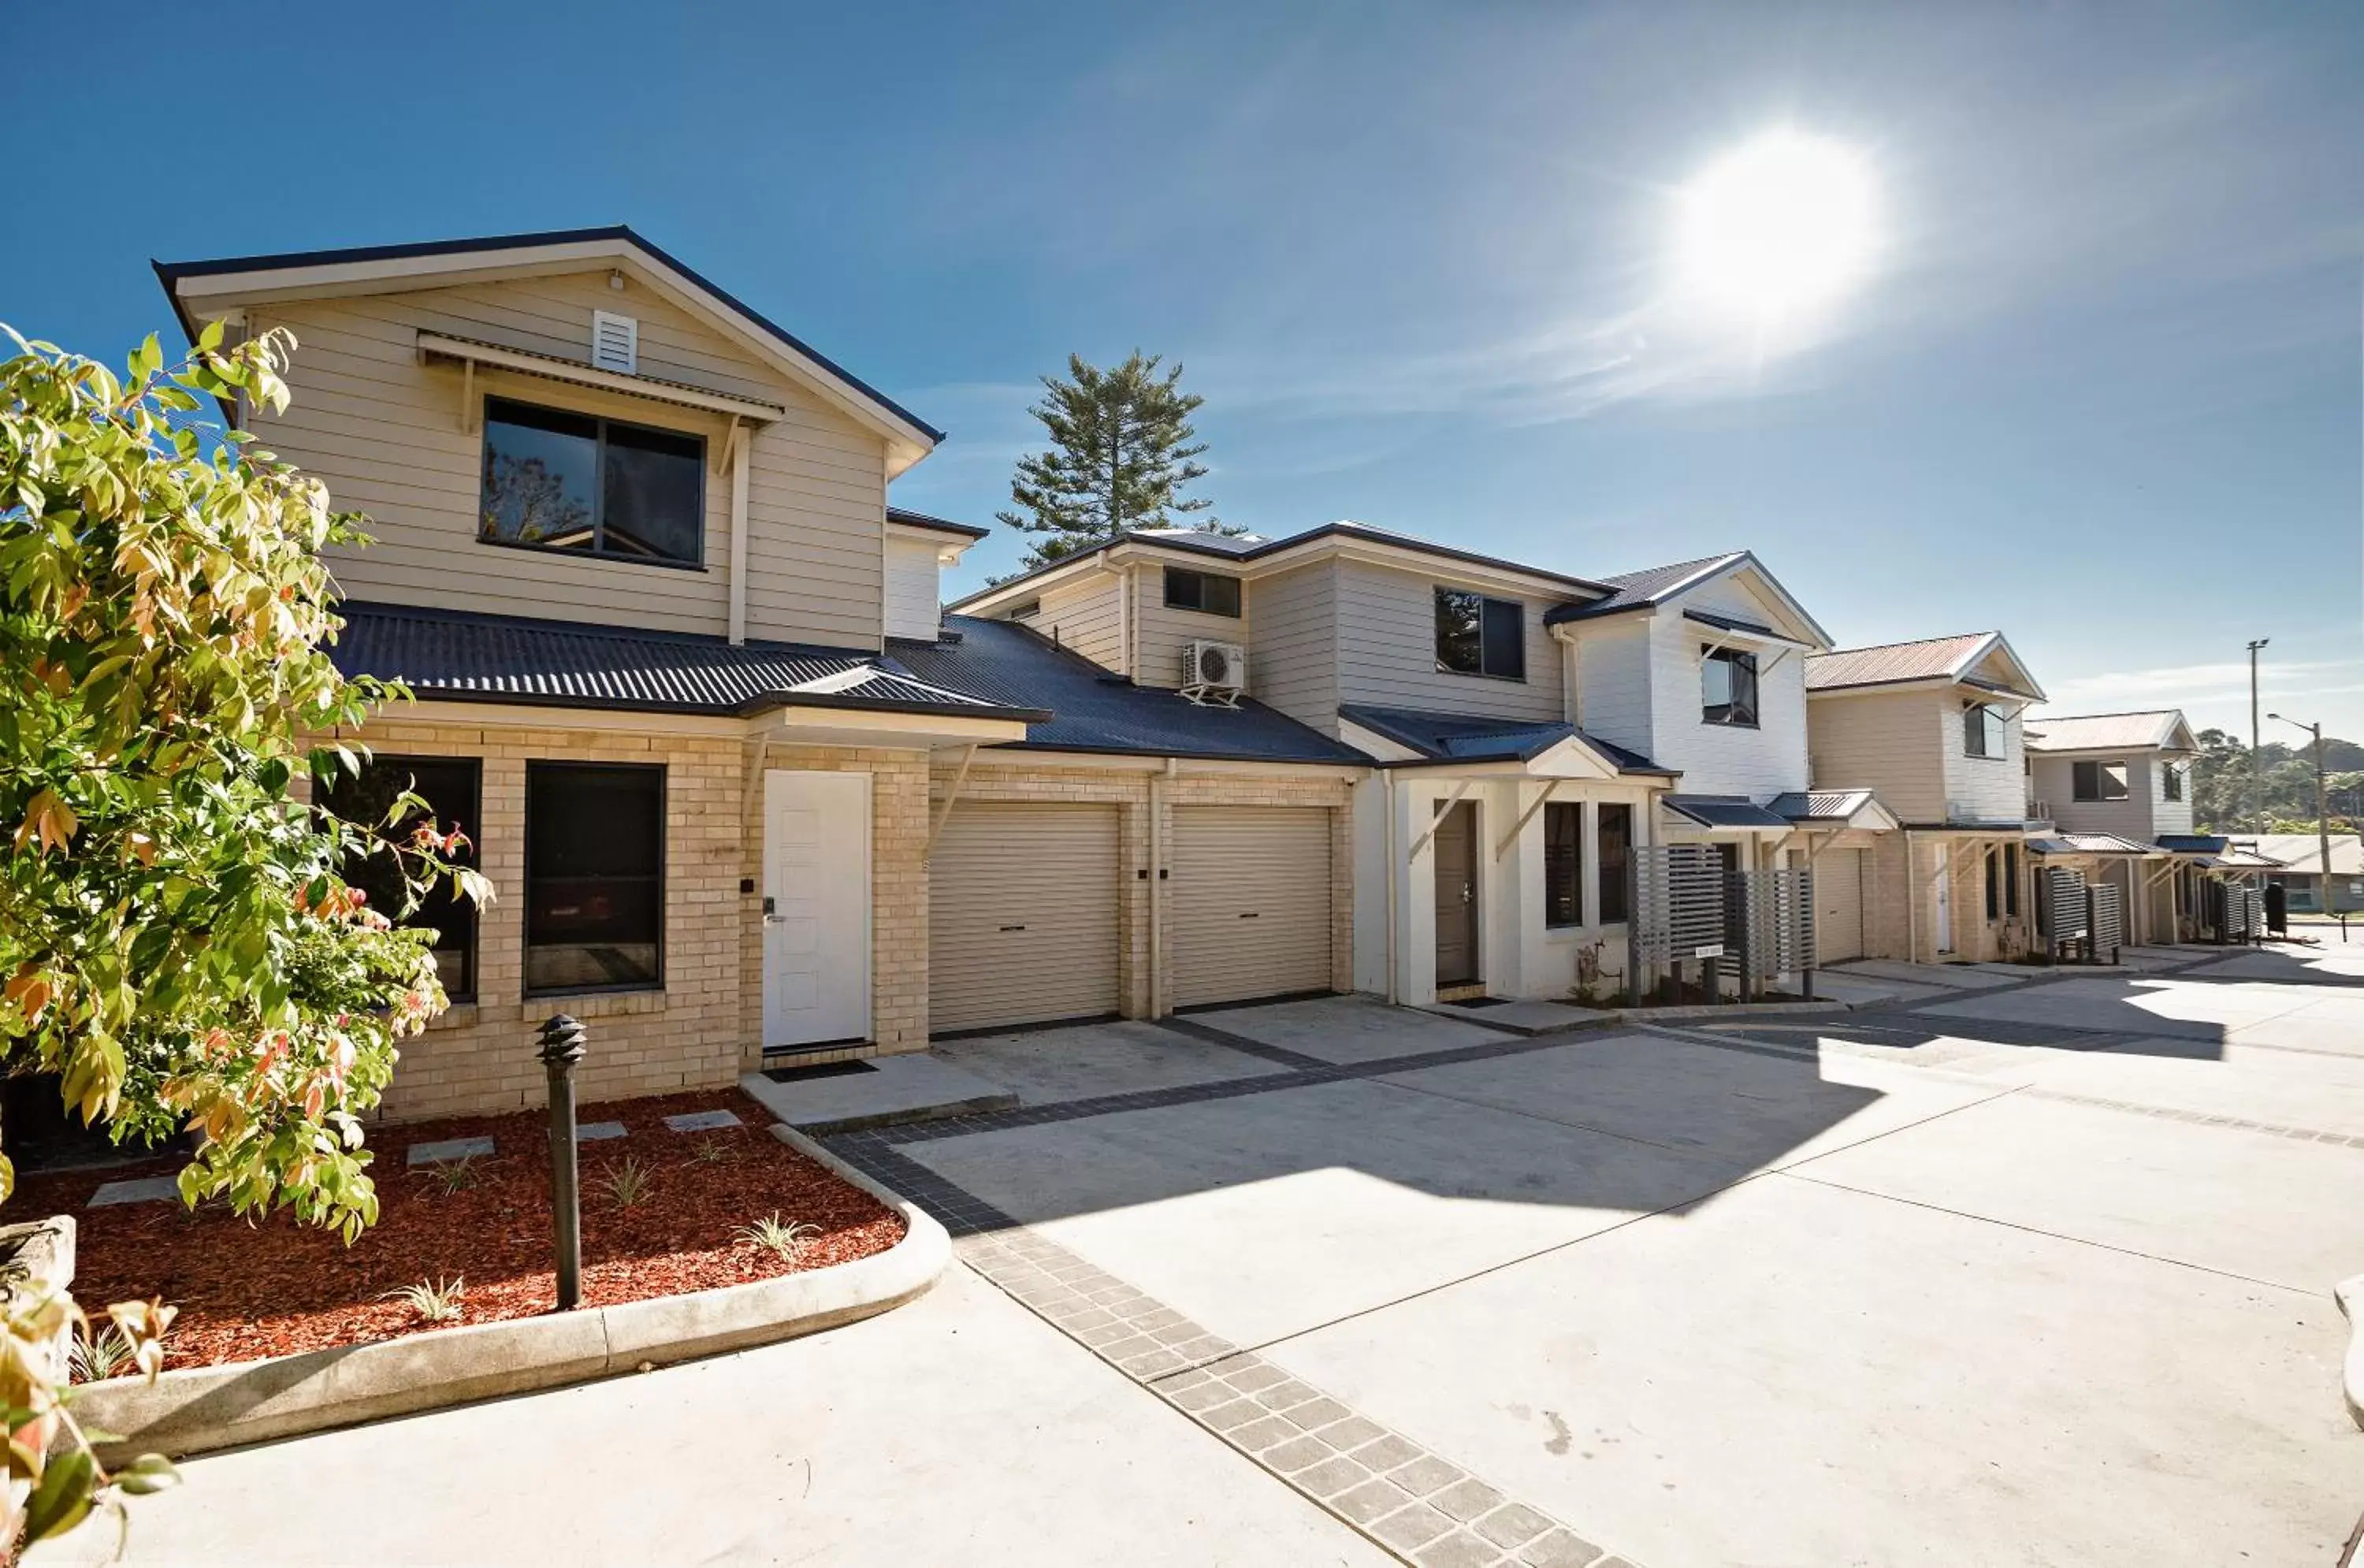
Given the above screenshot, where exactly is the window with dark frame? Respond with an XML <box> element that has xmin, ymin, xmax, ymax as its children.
<box><xmin>1596</xmin><ymin>803</ymin><xmax>1632</xmax><ymax>923</ymax></box>
<box><xmin>525</xmin><ymin>762</ymin><xmax>665</xmax><ymax>995</ymax></box>
<box><xmin>1964</xmin><ymin>702</ymin><xmax>2008</xmax><ymax>758</ymax></box>
<box><xmin>2161</xmin><ymin>764</ymin><xmax>2184</xmax><ymax>801</ymax></box>
<box><xmin>319</xmin><ymin>756</ymin><xmax>481</xmax><ymax>1003</ymax></box>
<box><xmin>2005</xmin><ymin>842</ymin><xmax>2020</xmax><ymax>917</ymax></box>
<box><xmin>480</xmin><ymin>396</ymin><xmax>704</xmax><ymax>568</ymax></box>
<box><xmin>1985</xmin><ymin>846</ymin><xmax>2002</xmax><ymax>920</ymax></box>
<box><xmin>1701</xmin><ymin>646</ymin><xmax>1759</xmax><ymax>726</ymax></box>
<box><xmin>1434</xmin><ymin>588</ymin><xmax>1526</xmax><ymax>680</ymax></box>
<box><xmin>1163</xmin><ymin>567</ymin><xmax>1241</xmax><ymax>618</ymax></box>
<box><xmin>2072</xmin><ymin>760</ymin><xmax>2130</xmax><ymax>802</ymax></box>
<box><xmin>1544</xmin><ymin>802</ymin><xmax>1583</xmax><ymax>928</ymax></box>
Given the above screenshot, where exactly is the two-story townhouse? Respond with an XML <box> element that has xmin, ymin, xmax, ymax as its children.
<box><xmin>158</xmin><ymin>228</ymin><xmax>1370</xmax><ymax>1120</ymax></box>
<box><xmin>1803</xmin><ymin>632</ymin><xmax>2043</xmax><ymax>964</ymax></box>
<box><xmin>2023</xmin><ymin>709</ymin><xmax>2206</xmax><ymax>943</ymax></box>
<box><xmin>955</xmin><ymin>536</ymin><xmax>1861</xmax><ymax>1005</ymax></box>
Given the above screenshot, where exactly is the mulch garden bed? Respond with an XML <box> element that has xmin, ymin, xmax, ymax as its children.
<box><xmin>17</xmin><ymin>1089</ymin><xmax>905</xmax><ymax>1372</ymax></box>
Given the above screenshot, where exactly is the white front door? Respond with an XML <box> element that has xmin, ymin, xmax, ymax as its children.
<box><xmin>1932</xmin><ymin>842</ymin><xmax>1954</xmax><ymax>954</ymax></box>
<box><xmin>763</xmin><ymin>770</ymin><xmax>870</xmax><ymax>1048</ymax></box>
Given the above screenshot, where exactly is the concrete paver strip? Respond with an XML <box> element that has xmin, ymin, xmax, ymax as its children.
<box><xmin>956</xmin><ymin>1224</ymin><xmax>1638</xmax><ymax>1567</ymax></box>
<box><xmin>86</xmin><ymin>1176</ymin><xmax>179</xmax><ymax>1208</ymax></box>
<box><xmin>1195</xmin><ymin>995</ymin><xmax>1518</xmax><ymax>1065</ymax></box>
<box><xmin>938</xmin><ymin>1017</ymin><xmax>1293</xmax><ymax>1099</ymax></box>
<box><xmin>404</xmin><ymin>1135</ymin><xmax>493</xmax><ymax>1166</ymax></box>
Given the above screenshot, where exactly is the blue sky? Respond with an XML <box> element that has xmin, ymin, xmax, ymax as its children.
<box><xmin>7</xmin><ymin>2</ymin><xmax>2361</xmax><ymax>739</ymax></box>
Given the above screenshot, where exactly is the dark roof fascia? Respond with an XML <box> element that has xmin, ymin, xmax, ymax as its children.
<box><xmin>1682</xmin><ymin>607</ymin><xmax>1780</xmax><ymax>638</ymax></box>
<box><xmin>376</xmin><ymin>679</ymin><xmax>1040</xmax><ymax>726</ymax></box>
<box><xmin>952</xmin><ymin>521</ymin><xmax>1615</xmax><ymax>612</ymax></box>
<box><xmin>886</xmin><ymin>507</ymin><xmax>990</xmax><ymax>541</ymax></box>
<box><xmin>987</xmin><ymin>738</ymin><xmax>1373</xmax><ymax>768</ymax></box>
<box><xmin>1543</xmin><ymin>599</ymin><xmax>1652</xmax><ymax>627</ymax></box>
<box><xmin>153</xmin><ymin>225</ymin><xmax>944</xmax><ymax>442</ymax></box>
<box><xmin>734</xmin><ymin>689</ymin><xmax>1047</xmax><ymax>724</ymax></box>
<box><xmin>336</xmin><ymin>597</ymin><xmax>879</xmax><ymax>657</ymax></box>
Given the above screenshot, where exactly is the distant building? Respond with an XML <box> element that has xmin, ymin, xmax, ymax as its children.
<box><xmin>2232</xmin><ymin>834</ymin><xmax>2364</xmax><ymax>915</ymax></box>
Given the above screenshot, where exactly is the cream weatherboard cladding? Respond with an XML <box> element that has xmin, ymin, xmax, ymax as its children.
<box><xmin>1809</xmin><ymin>690</ymin><xmax>1950</xmax><ymax>821</ymax></box>
<box><xmin>1034</xmin><ymin>574</ymin><xmax>1125</xmax><ymax>671</ymax></box>
<box><xmin>928</xmin><ymin>802</ymin><xmax>1124</xmax><ymax>1033</ymax></box>
<box><xmin>1246</xmin><ymin>562</ymin><xmax>1342</xmax><ymax>733</ymax></box>
<box><xmin>1332</xmin><ymin>560</ymin><xmax>1563</xmax><ymax>723</ymax></box>
<box><xmin>1134</xmin><ymin>567</ymin><xmax>1251</xmax><ymax>690</ymax></box>
<box><xmin>883</xmin><ymin>533</ymin><xmax>946</xmax><ymax>641</ymax></box>
<box><xmin>1170</xmin><ymin>805</ymin><xmax>1335</xmax><ymax>1008</ymax></box>
<box><xmin>248</xmin><ymin>269</ymin><xmax>894</xmax><ymax>648</ymax></box>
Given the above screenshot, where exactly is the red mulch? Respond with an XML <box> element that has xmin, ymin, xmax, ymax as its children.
<box><xmin>16</xmin><ymin>1090</ymin><xmax>905</xmax><ymax>1371</ymax></box>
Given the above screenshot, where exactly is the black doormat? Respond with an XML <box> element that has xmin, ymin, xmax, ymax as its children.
<box><xmin>761</xmin><ymin>1059</ymin><xmax>881</xmax><ymax>1083</ymax></box>
<box><xmin>1444</xmin><ymin>996</ymin><xmax>1508</xmax><ymax>1009</ymax></box>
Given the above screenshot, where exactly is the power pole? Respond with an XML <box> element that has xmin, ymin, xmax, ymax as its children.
<box><xmin>2247</xmin><ymin>637</ymin><xmax>2270</xmax><ymax>834</ymax></box>
<box><xmin>2270</xmin><ymin>712</ymin><xmax>2335</xmax><ymax>918</ymax></box>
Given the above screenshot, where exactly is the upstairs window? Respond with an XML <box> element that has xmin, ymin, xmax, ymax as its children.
<box><xmin>1964</xmin><ymin>702</ymin><xmax>2008</xmax><ymax>758</ymax></box>
<box><xmin>526</xmin><ymin>762</ymin><xmax>665</xmax><ymax>994</ymax></box>
<box><xmin>480</xmin><ymin>397</ymin><xmax>704</xmax><ymax>569</ymax></box>
<box><xmin>1544</xmin><ymin>802</ymin><xmax>1582</xmax><ymax>928</ymax></box>
<box><xmin>2072</xmin><ymin>760</ymin><xmax>2129</xmax><ymax>802</ymax></box>
<box><xmin>1164</xmin><ymin>567</ymin><xmax>1242</xmax><ymax>618</ymax></box>
<box><xmin>2161</xmin><ymin>764</ymin><xmax>2184</xmax><ymax>801</ymax></box>
<box><xmin>1701</xmin><ymin>646</ymin><xmax>1759</xmax><ymax>726</ymax></box>
<box><xmin>320</xmin><ymin>756</ymin><xmax>481</xmax><ymax>1004</ymax></box>
<box><xmin>1435</xmin><ymin>589</ymin><xmax>1526</xmax><ymax>680</ymax></box>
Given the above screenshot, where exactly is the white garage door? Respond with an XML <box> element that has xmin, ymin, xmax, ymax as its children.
<box><xmin>931</xmin><ymin>804</ymin><xmax>1121</xmax><ymax>1035</ymax></box>
<box><xmin>1172</xmin><ymin>806</ymin><xmax>1335</xmax><ymax>1009</ymax></box>
<box><xmin>1816</xmin><ymin>848</ymin><xmax>1867</xmax><ymax>964</ymax></box>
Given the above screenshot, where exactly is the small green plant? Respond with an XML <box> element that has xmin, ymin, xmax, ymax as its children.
<box><xmin>601</xmin><ymin>1155</ymin><xmax>652</xmax><ymax>1209</ymax></box>
<box><xmin>690</xmin><ymin>1135</ymin><xmax>734</xmax><ymax>1165</ymax></box>
<box><xmin>736</xmin><ymin>1213</ymin><xmax>822</xmax><ymax>1261</ymax></box>
<box><xmin>416</xmin><ymin>1154</ymin><xmax>478</xmax><ymax>1194</ymax></box>
<box><xmin>379</xmin><ymin>1276</ymin><xmax>466</xmax><ymax>1325</ymax></box>
<box><xmin>69</xmin><ymin>1321</ymin><xmax>137</xmax><ymax>1384</ymax></box>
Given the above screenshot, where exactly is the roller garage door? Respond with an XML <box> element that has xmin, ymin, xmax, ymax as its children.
<box><xmin>1816</xmin><ymin>848</ymin><xmax>1867</xmax><ymax>964</ymax></box>
<box><xmin>1171</xmin><ymin>806</ymin><xmax>1334</xmax><ymax>1009</ymax></box>
<box><xmin>931</xmin><ymin>803</ymin><xmax>1121</xmax><ymax>1034</ymax></box>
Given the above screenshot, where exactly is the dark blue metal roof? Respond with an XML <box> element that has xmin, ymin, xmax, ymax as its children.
<box><xmin>2157</xmin><ymin>834</ymin><xmax>2230</xmax><ymax>855</ymax></box>
<box><xmin>891</xmin><ymin>617</ymin><xmax>1372</xmax><ymax>765</ymax></box>
<box><xmin>1662</xmin><ymin>795</ymin><xmax>1794</xmax><ymax>830</ymax></box>
<box><xmin>331</xmin><ymin>601</ymin><xmax>1043</xmax><ymax>721</ymax></box>
<box><xmin>1336</xmin><ymin>704</ymin><xmax>1674</xmax><ymax>775</ymax></box>
<box><xmin>1543</xmin><ymin>552</ymin><xmax>1745</xmax><ymax>625</ymax></box>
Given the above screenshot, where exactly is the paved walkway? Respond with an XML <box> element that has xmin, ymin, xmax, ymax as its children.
<box><xmin>41</xmin><ymin>945</ymin><xmax>2364</xmax><ymax>1566</ymax></box>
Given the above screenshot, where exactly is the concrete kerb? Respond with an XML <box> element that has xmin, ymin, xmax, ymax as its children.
<box><xmin>73</xmin><ymin>1121</ymin><xmax>949</xmax><ymax>1461</ymax></box>
<box><xmin>2337</xmin><ymin>1273</ymin><xmax>2364</xmax><ymax>1432</ymax></box>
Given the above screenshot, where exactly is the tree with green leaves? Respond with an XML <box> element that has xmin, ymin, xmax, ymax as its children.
<box><xmin>995</xmin><ymin>351</ymin><xmax>1236</xmax><ymax>570</ymax></box>
<box><xmin>1</xmin><ymin>321</ymin><xmax>478</xmax><ymax>1545</ymax></box>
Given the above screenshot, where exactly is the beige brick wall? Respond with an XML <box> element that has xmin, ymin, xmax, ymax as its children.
<box><xmin>326</xmin><ymin>718</ymin><xmax>745</xmax><ymax>1123</ymax></box>
<box><xmin>933</xmin><ymin>760</ymin><xmax>1355</xmax><ymax>1021</ymax></box>
<box><xmin>1862</xmin><ymin>832</ymin><xmax>2029</xmax><ymax>964</ymax></box>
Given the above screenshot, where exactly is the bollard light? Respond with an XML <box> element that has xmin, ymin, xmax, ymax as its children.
<box><xmin>537</xmin><ymin>1013</ymin><xmax>588</xmax><ymax>1310</ymax></box>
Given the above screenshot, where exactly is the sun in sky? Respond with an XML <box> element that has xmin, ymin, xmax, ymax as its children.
<box><xmin>1675</xmin><ymin>130</ymin><xmax>1881</xmax><ymax>327</ymax></box>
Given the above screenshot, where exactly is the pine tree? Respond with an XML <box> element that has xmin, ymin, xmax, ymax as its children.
<box><xmin>995</xmin><ymin>351</ymin><xmax>1235</xmax><ymax>570</ymax></box>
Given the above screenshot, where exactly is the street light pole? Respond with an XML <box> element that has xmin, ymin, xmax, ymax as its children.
<box><xmin>2270</xmin><ymin>713</ymin><xmax>2333</xmax><ymax>919</ymax></box>
<box><xmin>2247</xmin><ymin>638</ymin><xmax>2270</xmax><ymax>834</ymax></box>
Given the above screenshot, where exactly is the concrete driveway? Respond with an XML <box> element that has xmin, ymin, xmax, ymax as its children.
<box><xmin>45</xmin><ymin>947</ymin><xmax>2364</xmax><ymax>1566</ymax></box>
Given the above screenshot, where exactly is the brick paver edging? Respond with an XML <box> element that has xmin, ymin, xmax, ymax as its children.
<box><xmin>820</xmin><ymin>1011</ymin><xmax>1646</xmax><ymax>1566</ymax></box>
<box><xmin>954</xmin><ymin>1225</ymin><xmax>1634</xmax><ymax>1568</ymax></box>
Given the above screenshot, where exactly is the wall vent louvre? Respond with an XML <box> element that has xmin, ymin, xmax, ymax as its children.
<box><xmin>590</xmin><ymin>310</ymin><xmax>638</xmax><ymax>374</ymax></box>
